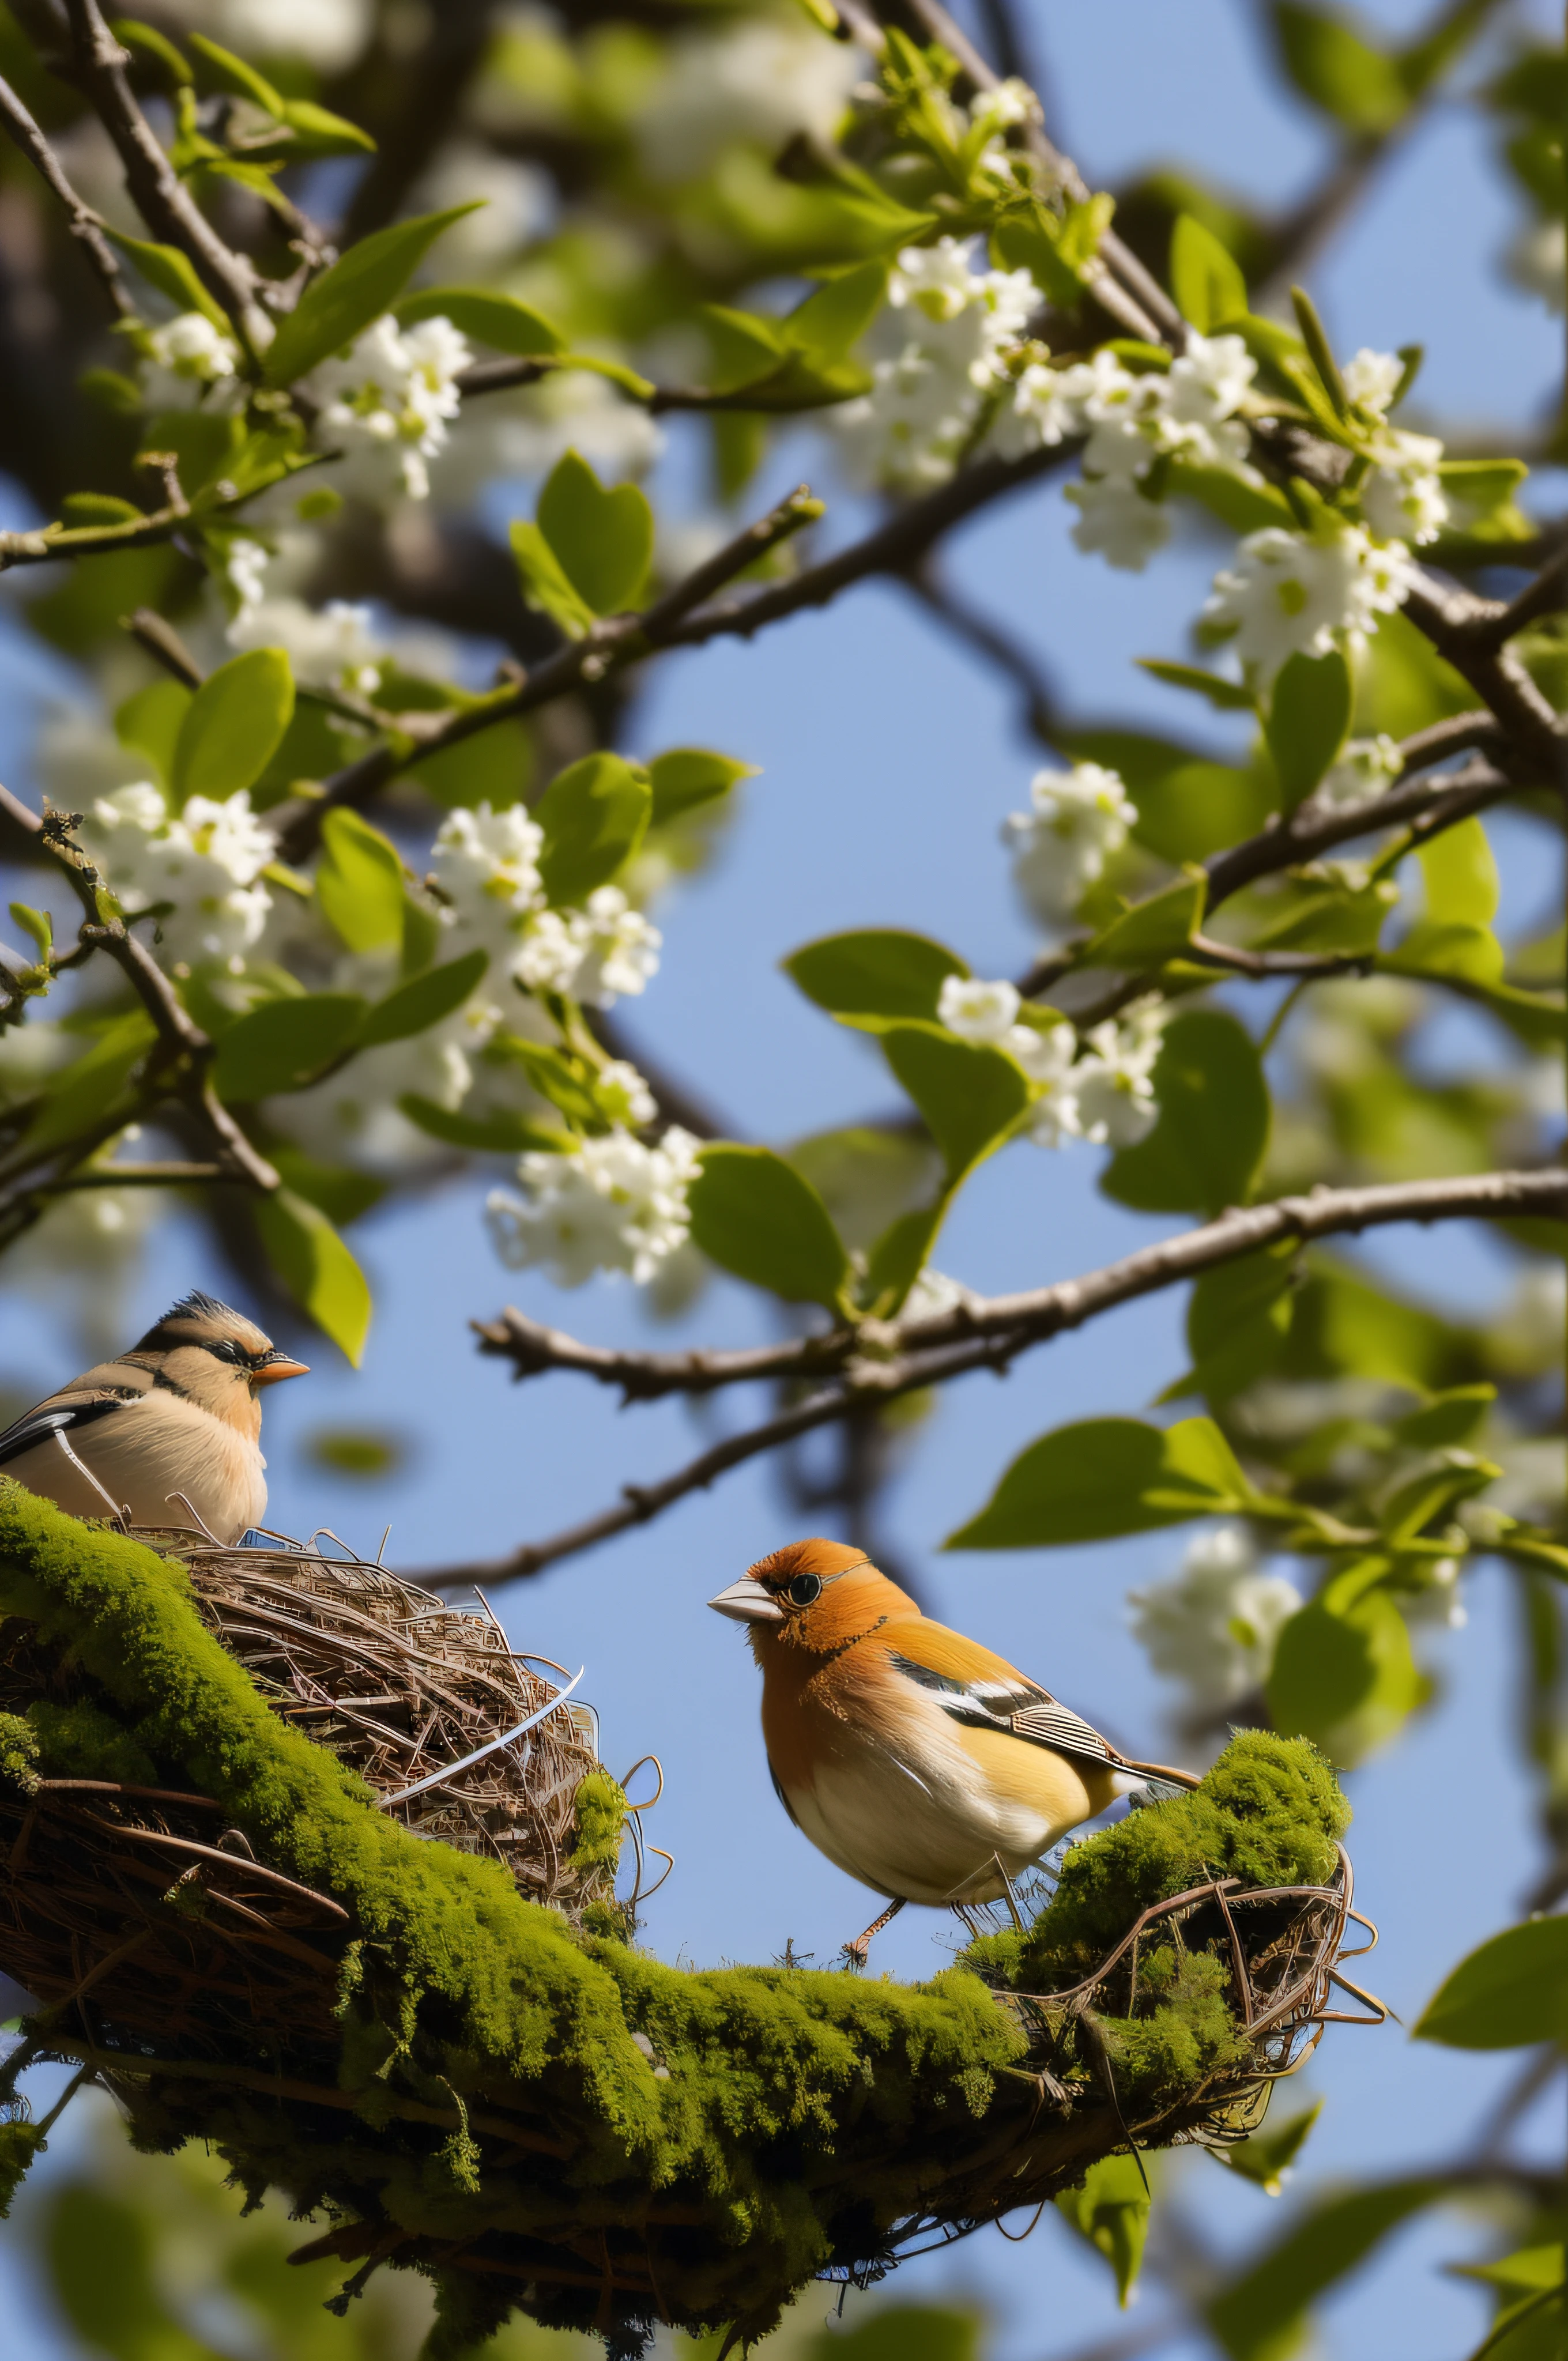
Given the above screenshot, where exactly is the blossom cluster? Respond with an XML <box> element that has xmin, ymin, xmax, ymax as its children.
<box><xmin>997</xmin><ymin>333</ymin><xmax>1260</xmax><ymax>571</ymax></box>
<box><xmin>82</xmin><ymin>782</ymin><xmax>276</xmax><ymax>970</ymax></box>
<box><xmin>1204</xmin><ymin>521</ymin><xmax>1415</xmax><ymax>696</ymax></box>
<box><xmin>431</xmin><ymin>806</ymin><xmax>662</xmax><ymax>1008</ymax></box>
<box><xmin>835</xmin><ymin>238</ymin><xmax>1035</xmax><ymax>492</ymax></box>
<box><xmin>134</xmin><ymin>310</ymin><xmax>470</xmax><ymax>501</ymax></box>
<box><xmin>1002</xmin><ymin>761</ymin><xmax>1137</xmax><ymax>927</ymax></box>
<box><xmin>937</xmin><ymin>973</ymin><xmax>1164</xmax><ymax>1149</ymax></box>
<box><xmin>487</xmin><ymin>1126</ymin><xmax>703</xmax><ymax>1286</ymax></box>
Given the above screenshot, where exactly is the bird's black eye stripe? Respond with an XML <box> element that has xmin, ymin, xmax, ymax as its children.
<box><xmin>787</xmin><ymin>1574</ymin><xmax>823</xmax><ymax>1607</ymax></box>
<box><xmin>198</xmin><ymin>1338</ymin><xmax>255</xmax><ymax>1368</ymax></box>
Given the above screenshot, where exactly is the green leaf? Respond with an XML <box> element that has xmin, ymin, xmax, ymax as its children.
<box><xmin>1166</xmin><ymin>459</ymin><xmax>1295</xmax><ymax>534</ymax></box>
<box><xmin>1208</xmin><ymin>2180</ymin><xmax>1445</xmax><ymax>2361</ymax></box>
<box><xmin>802</xmin><ymin>2304</ymin><xmax>981</xmax><ymax>2361</ymax></box>
<box><xmin>1393</xmin><ymin>1385</ymin><xmax>1495</xmax><ymax>1447</ymax></box>
<box><xmin>861</xmin><ymin>1201</ymin><xmax>947</xmax><ymax>1317</ymax></box>
<box><xmin>169</xmin><ymin>648</ymin><xmax>293</xmax><ymax>805</ymax></box>
<box><xmin>8</xmin><ymin>903</ymin><xmax>51</xmax><ymax>957</ymax></box>
<box><xmin>115</xmin><ymin>677</ymin><xmax>190</xmax><ymax>787</ymax></box>
<box><xmin>398</xmin><ymin>1095</ymin><xmax>569</xmax><ymax>1153</ymax></box>
<box><xmin>359</xmin><ymin>951</ymin><xmax>487</xmax><ymax>1048</ymax></box>
<box><xmin>42</xmin><ymin>2182</ymin><xmax>199</xmax><ymax>2361</ymax></box>
<box><xmin>945</xmin><ymin>1415</ymin><xmax>1253</xmax><ymax>1549</ymax></box>
<box><xmin>1170</xmin><ymin>213</ymin><xmax>1247</xmax><ymax>330</ymax></box>
<box><xmin>255</xmin><ymin>1187</ymin><xmax>371</xmax><ymax>1365</ymax></box>
<box><xmin>994</xmin><ymin>193</ymin><xmax>1115</xmax><ymax>306</ymax></box>
<box><xmin>106</xmin><ymin>229</ymin><xmax>228</xmax><ymax>329</ymax></box>
<box><xmin>1080</xmin><ymin>869</ymin><xmax>1205</xmax><ymax>969</ymax></box>
<box><xmin>18</xmin><ymin>1012</ymin><xmax>154</xmax><ymax>1155</ymax></box>
<box><xmin>1103</xmin><ymin>1011</ymin><xmax>1269</xmax><ymax>1219</ymax></box>
<box><xmin>1264</xmin><ymin>648</ymin><xmax>1352</xmax><ymax>809</ymax></box>
<box><xmin>785</xmin><ymin>261</ymin><xmax>888</xmax><ymax>361</ymax></box>
<box><xmin>1056</xmin><ymin>2153</ymin><xmax>1150</xmax><ymax>2306</ymax></box>
<box><xmin>687</xmin><ymin>1144</ymin><xmax>850</xmax><ymax>1309</ymax></box>
<box><xmin>699</xmin><ymin>303</ymin><xmax>787</xmax><ymax>393</ymax></box>
<box><xmin>1420</xmin><ymin>815</ymin><xmax>1499</xmax><ymax>927</ymax></box>
<box><xmin>275</xmin><ymin>98</ymin><xmax>375</xmax><ymax>156</ymax></box>
<box><xmin>879</xmin><ymin>1021</ymin><xmax>1029</xmax><ymax>1180</ymax></box>
<box><xmin>1214</xmin><ymin>2100</ymin><xmax>1323</xmax><ymax>2195</ymax></box>
<box><xmin>785</xmin><ymin>1125</ymin><xmax>944</xmax><ymax>1254</ymax></box>
<box><xmin>187</xmin><ymin>29</ymin><xmax>285</xmax><ymax>112</ymax></box>
<box><xmin>211</xmin><ymin>992</ymin><xmax>366</xmax><ymax>1101</ymax></box>
<box><xmin>111</xmin><ymin>17</ymin><xmax>193</xmax><ymax>86</ymax></box>
<box><xmin>648</xmin><ymin>748</ymin><xmax>756</xmax><ymax>826</ymax></box>
<box><xmin>409</xmin><ymin>717</ymin><xmax>534</xmax><ymax>813</ymax></box>
<box><xmin>1415</xmin><ymin>1917</ymin><xmax>1568</xmax><ymax>2050</ymax></box>
<box><xmin>1164</xmin><ymin>1243</ymin><xmax>1296</xmax><ymax>1403</ymax></box>
<box><xmin>1384</xmin><ymin>920</ymin><xmax>1505</xmax><ymax>987</ymax></box>
<box><xmin>509</xmin><ymin>521</ymin><xmax>597</xmax><ymax>639</ymax></box>
<box><xmin>785</xmin><ymin>930</ymin><xmax>967</xmax><ymax>1023</ymax></box>
<box><xmin>1137</xmin><ymin>658</ymin><xmax>1255</xmax><ymax>711</ymax></box>
<box><xmin>262</xmin><ymin>204</ymin><xmax>481</xmax><ymax>386</ymax></box>
<box><xmin>1271</xmin><ymin>2</ymin><xmax>1412</xmax><ymax>133</ymax></box>
<box><xmin>316</xmin><ymin>809</ymin><xmax>406</xmax><ymax>953</ymax></box>
<box><xmin>397</xmin><ymin>284</ymin><xmax>566</xmax><ymax>356</ymax></box>
<box><xmin>266</xmin><ymin>1142</ymin><xmax>383</xmax><ymax>1225</ymax></box>
<box><xmin>535</xmin><ymin>450</ymin><xmax>654</xmax><ymax>616</ymax></box>
<box><xmin>536</xmin><ymin>752</ymin><xmax>651</xmax><ymax>907</ymax></box>
<box><xmin>1267</xmin><ymin>1565</ymin><xmax>1422</xmax><ymax>1766</ymax></box>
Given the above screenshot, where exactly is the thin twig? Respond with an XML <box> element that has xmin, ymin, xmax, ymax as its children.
<box><xmin>59</xmin><ymin>0</ymin><xmax>268</xmax><ymax>350</ymax></box>
<box><xmin>1469</xmin><ymin>541</ymin><xmax>1568</xmax><ymax>651</ymax></box>
<box><xmin>0</xmin><ymin>70</ymin><xmax>134</xmax><ymax>318</ymax></box>
<box><xmin>424</xmin><ymin>1166</ymin><xmax>1567</xmax><ymax>1585</ymax></box>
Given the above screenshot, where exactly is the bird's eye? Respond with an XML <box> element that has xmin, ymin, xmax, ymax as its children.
<box><xmin>787</xmin><ymin>1574</ymin><xmax>822</xmax><ymax>1608</ymax></box>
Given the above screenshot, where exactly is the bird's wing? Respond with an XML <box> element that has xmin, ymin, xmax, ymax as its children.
<box><xmin>0</xmin><ymin>1383</ymin><xmax>145</xmax><ymax>1470</ymax></box>
<box><xmin>884</xmin><ymin>1619</ymin><xmax>1124</xmax><ymax>1767</ymax></box>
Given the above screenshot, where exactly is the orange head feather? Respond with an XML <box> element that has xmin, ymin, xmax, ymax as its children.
<box><xmin>721</xmin><ymin>1538</ymin><xmax>920</xmax><ymax>1672</ymax></box>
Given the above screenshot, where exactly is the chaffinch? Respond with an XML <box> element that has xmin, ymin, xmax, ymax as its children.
<box><xmin>0</xmin><ymin>1290</ymin><xmax>307</xmax><ymax>1545</ymax></box>
<box><xmin>711</xmin><ymin>1537</ymin><xmax>1196</xmax><ymax>1961</ymax></box>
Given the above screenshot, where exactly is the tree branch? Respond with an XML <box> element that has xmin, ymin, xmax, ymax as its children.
<box><xmin>58</xmin><ymin>0</ymin><xmax>269</xmax><ymax>350</ymax></box>
<box><xmin>422</xmin><ymin>1166</ymin><xmax>1567</xmax><ymax>1587</ymax></box>
<box><xmin>1400</xmin><ymin>573</ymin><xmax>1566</xmax><ymax>782</ymax></box>
<box><xmin>0</xmin><ymin>69</ymin><xmax>133</xmax><ymax>319</ymax></box>
<box><xmin>277</xmin><ymin>450</ymin><xmax>1072</xmax><ymax>863</ymax></box>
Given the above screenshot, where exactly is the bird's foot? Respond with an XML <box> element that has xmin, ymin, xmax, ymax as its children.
<box><xmin>840</xmin><ymin>1896</ymin><xmax>905</xmax><ymax>1970</ymax></box>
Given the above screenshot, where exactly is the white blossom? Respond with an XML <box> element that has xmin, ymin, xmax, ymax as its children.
<box><xmin>1072</xmin><ymin>1002</ymin><xmax>1164</xmax><ymax>1146</ymax></box>
<box><xmin>196</xmin><ymin>0</ymin><xmax>372</xmax><ymax>73</ymax></box>
<box><xmin>1003</xmin><ymin>761</ymin><xmax>1138</xmax><ymax>925</ymax></box>
<box><xmin>1503</xmin><ymin>216</ymin><xmax>1566</xmax><ymax>312</ymax></box>
<box><xmin>1065</xmin><ymin>475</ymin><xmax>1173</xmax><ymax>569</ymax></box>
<box><xmin>1361</xmin><ymin>427</ymin><xmax>1449</xmax><ymax>545</ymax></box>
<box><xmin>224</xmin><ymin>537</ymin><xmax>271</xmax><ymax>617</ymax></box>
<box><xmin>431</xmin><ymin>802</ymin><xmax>545</xmax><ymax>961</ymax></box>
<box><xmin>901</xmin><ymin>1265</ymin><xmax>974</xmax><ymax>1322</ymax></box>
<box><xmin>937</xmin><ymin>973</ymin><xmax>1020</xmax><ymax>1043</ymax></box>
<box><xmin>228</xmin><ymin>594</ymin><xmax>387</xmax><ymax>694</ymax></box>
<box><xmin>302</xmin><ymin>312</ymin><xmax>470</xmax><ymax>501</ymax></box>
<box><xmin>596</xmin><ymin>1059</ymin><xmax>657</xmax><ymax>1127</ymax></box>
<box><xmin>1203</xmin><ymin>522</ymin><xmax>1416</xmax><ymax>695</ymax></box>
<box><xmin>487</xmin><ymin>1125</ymin><xmax>702</xmax><ymax>1285</ymax></box>
<box><xmin>1314</xmin><ymin>733</ymin><xmax>1405</xmax><ymax>812</ymax></box>
<box><xmin>1128</xmin><ymin>1525</ymin><xmax>1303</xmax><ymax>1713</ymax></box>
<box><xmin>139</xmin><ymin>310</ymin><xmax>243</xmax><ymax>412</ymax></box>
<box><xmin>414</xmin><ymin>142</ymin><xmax>554</xmax><ymax>262</ymax></box>
<box><xmin>1012</xmin><ymin>1020</ymin><xmax>1082</xmax><ymax>1145</ymax></box>
<box><xmin>632</xmin><ymin>16</ymin><xmax>858</xmax><ymax>182</ymax></box>
<box><xmin>82</xmin><ymin>782</ymin><xmax>276</xmax><ymax>970</ymax></box>
<box><xmin>1341</xmin><ymin>348</ymin><xmax>1405</xmax><ymax>416</ymax></box>
<box><xmin>835</xmin><ymin>238</ymin><xmax>1034</xmax><ymax>492</ymax></box>
<box><xmin>513</xmin><ymin>887</ymin><xmax>661</xmax><ymax>1007</ymax></box>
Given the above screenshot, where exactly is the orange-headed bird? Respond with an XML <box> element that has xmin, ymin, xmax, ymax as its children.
<box><xmin>710</xmin><ymin>1537</ymin><xmax>1196</xmax><ymax>1960</ymax></box>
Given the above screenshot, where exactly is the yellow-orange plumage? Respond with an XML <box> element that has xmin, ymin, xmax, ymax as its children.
<box><xmin>711</xmin><ymin>1538</ymin><xmax>1192</xmax><ymax>1945</ymax></box>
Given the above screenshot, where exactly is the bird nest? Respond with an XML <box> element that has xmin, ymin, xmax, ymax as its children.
<box><xmin>127</xmin><ymin>1520</ymin><xmax>661</xmax><ymax>1923</ymax></box>
<box><xmin>0</xmin><ymin>1492</ymin><xmax>1376</xmax><ymax>2352</ymax></box>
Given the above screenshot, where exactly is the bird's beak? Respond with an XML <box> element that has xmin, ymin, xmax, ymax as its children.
<box><xmin>708</xmin><ymin>1576</ymin><xmax>783</xmax><ymax>1624</ymax></box>
<box><xmin>252</xmin><ymin>1356</ymin><xmax>310</xmax><ymax>1388</ymax></box>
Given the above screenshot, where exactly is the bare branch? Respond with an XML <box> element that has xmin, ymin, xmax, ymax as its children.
<box><xmin>0</xmin><ymin>69</ymin><xmax>133</xmax><ymax>318</ymax></box>
<box><xmin>1401</xmin><ymin>573</ymin><xmax>1566</xmax><ymax>782</ymax></box>
<box><xmin>423</xmin><ymin>1166</ymin><xmax>1567</xmax><ymax>1587</ymax></box>
<box><xmin>1470</xmin><ymin>542</ymin><xmax>1568</xmax><ymax>651</ymax></box>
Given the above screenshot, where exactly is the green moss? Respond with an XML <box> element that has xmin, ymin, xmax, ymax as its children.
<box><xmin>0</xmin><ymin>1489</ymin><xmax>1349</xmax><ymax>2347</ymax></box>
<box><xmin>570</xmin><ymin>1769</ymin><xmax>626</xmax><ymax>1875</ymax></box>
<box><xmin>1020</xmin><ymin>1731</ymin><xmax>1348</xmax><ymax>1989</ymax></box>
<box><xmin>0</xmin><ymin>1711</ymin><xmax>38</xmax><ymax>1795</ymax></box>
